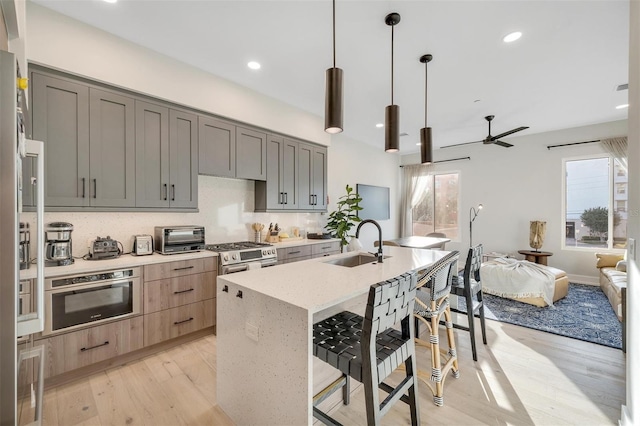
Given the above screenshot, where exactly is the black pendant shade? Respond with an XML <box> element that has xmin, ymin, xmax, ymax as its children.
<box><xmin>324</xmin><ymin>0</ymin><xmax>343</xmax><ymax>134</ymax></box>
<box><xmin>420</xmin><ymin>54</ymin><xmax>433</xmax><ymax>164</ymax></box>
<box><xmin>385</xmin><ymin>12</ymin><xmax>401</xmax><ymax>153</ymax></box>
<box><xmin>385</xmin><ymin>105</ymin><xmax>400</xmax><ymax>152</ymax></box>
<box><xmin>325</xmin><ymin>67</ymin><xmax>343</xmax><ymax>134</ymax></box>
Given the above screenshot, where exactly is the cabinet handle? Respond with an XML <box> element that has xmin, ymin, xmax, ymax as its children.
<box><xmin>290</xmin><ymin>250</ymin><xmax>301</xmax><ymax>255</ymax></box>
<box><xmin>163</xmin><ymin>184</ymin><xmax>168</xmax><ymax>200</ymax></box>
<box><xmin>93</xmin><ymin>179</ymin><xmax>97</xmax><ymax>199</ymax></box>
<box><xmin>173</xmin><ymin>317</ymin><xmax>194</xmax><ymax>325</ymax></box>
<box><xmin>313</xmin><ymin>194</ymin><xmax>317</xmax><ymax>205</ymax></box>
<box><xmin>171</xmin><ymin>184</ymin><xmax>175</xmax><ymax>201</ymax></box>
<box><xmin>284</xmin><ymin>192</ymin><xmax>288</xmax><ymax>204</ymax></box>
<box><xmin>80</xmin><ymin>341</ymin><xmax>109</xmax><ymax>352</ymax></box>
<box><xmin>81</xmin><ymin>178</ymin><xmax>86</xmax><ymax>198</ymax></box>
<box><xmin>236</xmin><ymin>290</ymin><xmax>243</xmax><ymax>299</ymax></box>
<box><xmin>222</xmin><ymin>285</ymin><xmax>229</xmax><ymax>292</ymax></box>
<box><xmin>173</xmin><ymin>288</ymin><xmax>194</xmax><ymax>295</ymax></box>
<box><xmin>173</xmin><ymin>266</ymin><xmax>195</xmax><ymax>271</ymax></box>
<box><xmin>279</xmin><ymin>192</ymin><xmax>283</xmax><ymax>204</ymax></box>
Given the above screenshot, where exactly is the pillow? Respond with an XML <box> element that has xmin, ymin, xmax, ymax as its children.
<box><xmin>595</xmin><ymin>253</ymin><xmax>625</xmax><ymax>268</ymax></box>
<box><xmin>616</xmin><ymin>260</ymin><xmax>627</xmax><ymax>272</ymax></box>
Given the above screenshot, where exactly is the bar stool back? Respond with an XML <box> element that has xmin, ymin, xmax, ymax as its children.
<box><xmin>313</xmin><ymin>272</ymin><xmax>420</xmax><ymax>425</ymax></box>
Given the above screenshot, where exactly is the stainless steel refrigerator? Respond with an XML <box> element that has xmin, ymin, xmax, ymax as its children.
<box><xmin>1</xmin><ymin>50</ymin><xmax>46</xmax><ymax>426</ymax></box>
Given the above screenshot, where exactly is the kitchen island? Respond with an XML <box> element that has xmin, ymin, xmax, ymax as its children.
<box><xmin>216</xmin><ymin>246</ymin><xmax>449</xmax><ymax>425</ymax></box>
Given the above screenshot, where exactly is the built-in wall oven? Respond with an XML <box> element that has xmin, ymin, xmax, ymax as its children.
<box><xmin>43</xmin><ymin>267</ymin><xmax>141</xmax><ymax>336</ymax></box>
<box><xmin>206</xmin><ymin>241</ymin><xmax>277</xmax><ymax>275</ymax></box>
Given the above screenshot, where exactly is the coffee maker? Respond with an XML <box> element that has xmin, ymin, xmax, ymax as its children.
<box><xmin>19</xmin><ymin>222</ymin><xmax>30</xmax><ymax>270</ymax></box>
<box><xmin>45</xmin><ymin>222</ymin><xmax>74</xmax><ymax>266</ymax></box>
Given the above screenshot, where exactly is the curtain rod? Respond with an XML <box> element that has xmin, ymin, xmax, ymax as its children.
<box><xmin>546</xmin><ymin>139</ymin><xmax>600</xmax><ymax>150</ymax></box>
<box><xmin>400</xmin><ymin>156</ymin><xmax>470</xmax><ymax>167</ymax></box>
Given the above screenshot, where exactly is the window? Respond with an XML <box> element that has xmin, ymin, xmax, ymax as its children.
<box><xmin>411</xmin><ymin>172</ymin><xmax>459</xmax><ymax>239</ymax></box>
<box><xmin>564</xmin><ymin>156</ymin><xmax>627</xmax><ymax>249</ymax></box>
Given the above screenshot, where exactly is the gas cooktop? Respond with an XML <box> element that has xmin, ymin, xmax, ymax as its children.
<box><xmin>205</xmin><ymin>241</ymin><xmax>272</xmax><ymax>252</ymax></box>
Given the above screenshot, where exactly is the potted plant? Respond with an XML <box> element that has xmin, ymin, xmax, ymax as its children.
<box><xmin>325</xmin><ymin>185</ymin><xmax>363</xmax><ymax>252</ymax></box>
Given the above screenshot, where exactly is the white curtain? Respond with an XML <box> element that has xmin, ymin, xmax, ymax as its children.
<box><xmin>601</xmin><ymin>136</ymin><xmax>628</xmax><ymax>172</ymax></box>
<box><xmin>400</xmin><ymin>164</ymin><xmax>432</xmax><ymax>237</ymax></box>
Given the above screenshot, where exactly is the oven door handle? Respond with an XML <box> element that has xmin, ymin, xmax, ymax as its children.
<box><xmin>261</xmin><ymin>258</ymin><xmax>278</xmax><ymax>268</ymax></box>
<box><xmin>45</xmin><ymin>277</ymin><xmax>139</xmax><ymax>294</ymax></box>
<box><xmin>222</xmin><ymin>264</ymin><xmax>250</xmax><ymax>274</ymax></box>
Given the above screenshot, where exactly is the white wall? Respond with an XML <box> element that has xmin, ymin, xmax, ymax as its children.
<box><xmin>23</xmin><ymin>3</ymin><xmax>400</xmax><ymax>255</ymax></box>
<box><xmin>401</xmin><ymin>119</ymin><xmax>628</xmax><ymax>282</ymax></box>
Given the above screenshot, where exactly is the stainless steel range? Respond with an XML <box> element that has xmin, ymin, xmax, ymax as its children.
<box><xmin>206</xmin><ymin>241</ymin><xmax>277</xmax><ymax>275</ymax></box>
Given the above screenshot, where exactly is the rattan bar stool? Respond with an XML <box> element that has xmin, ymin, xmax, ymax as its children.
<box><xmin>413</xmin><ymin>250</ymin><xmax>460</xmax><ymax>406</ymax></box>
<box><xmin>312</xmin><ymin>272</ymin><xmax>420</xmax><ymax>426</ymax></box>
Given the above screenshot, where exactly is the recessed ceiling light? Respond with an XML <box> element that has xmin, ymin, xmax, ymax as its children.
<box><xmin>376</xmin><ymin>123</ymin><xmax>384</xmax><ymax>128</ymax></box>
<box><xmin>503</xmin><ymin>31</ymin><xmax>522</xmax><ymax>43</ymax></box>
<box><xmin>103</xmin><ymin>0</ymin><xmax>117</xmax><ymax>3</ymax></box>
<box><xmin>416</xmin><ymin>142</ymin><xmax>421</xmax><ymax>146</ymax></box>
<box><xmin>247</xmin><ymin>61</ymin><xmax>261</xmax><ymax>70</ymax></box>
<box><xmin>616</xmin><ymin>104</ymin><xmax>629</xmax><ymax>109</ymax></box>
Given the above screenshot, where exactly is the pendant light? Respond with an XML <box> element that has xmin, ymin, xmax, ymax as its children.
<box><xmin>384</xmin><ymin>12</ymin><xmax>401</xmax><ymax>152</ymax></box>
<box><xmin>420</xmin><ymin>54</ymin><xmax>433</xmax><ymax>164</ymax></box>
<box><xmin>325</xmin><ymin>0</ymin><xmax>343</xmax><ymax>134</ymax></box>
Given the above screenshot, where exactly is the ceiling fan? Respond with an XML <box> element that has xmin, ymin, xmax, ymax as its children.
<box><xmin>442</xmin><ymin>115</ymin><xmax>529</xmax><ymax>149</ymax></box>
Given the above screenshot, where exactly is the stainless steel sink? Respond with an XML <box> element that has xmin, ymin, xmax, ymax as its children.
<box><xmin>324</xmin><ymin>254</ymin><xmax>390</xmax><ymax>267</ymax></box>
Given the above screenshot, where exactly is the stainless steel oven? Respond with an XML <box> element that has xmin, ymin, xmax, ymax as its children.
<box><xmin>43</xmin><ymin>267</ymin><xmax>141</xmax><ymax>336</ymax></box>
<box><xmin>206</xmin><ymin>241</ymin><xmax>278</xmax><ymax>275</ymax></box>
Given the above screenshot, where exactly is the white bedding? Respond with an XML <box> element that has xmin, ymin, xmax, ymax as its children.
<box><xmin>480</xmin><ymin>258</ymin><xmax>557</xmax><ymax>307</ymax></box>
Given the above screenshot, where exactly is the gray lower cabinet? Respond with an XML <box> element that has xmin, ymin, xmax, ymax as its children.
<box><xmin>255</xmin><ymin>135</ymin><xmax>298</xmax><ymax>210</ymax></box>
<box><xmin>299</xmin><ymin>143</ymin><xmax>327</xmax><ymax>211</ymax></box>
<box><xmin>135</xmin><ymin>101</ymin><xmax>197</xmax><ymax>209</ymax></box>
<box><xmin>198</xmin><ymin>119</ymin><xmax>267</xmax><ymax>181</ymax></box>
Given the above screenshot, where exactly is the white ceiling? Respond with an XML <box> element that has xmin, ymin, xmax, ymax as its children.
<box><xmin>30</xmin><ymin>0</ymin><xmax>630</xmax><ymax>154</ymax></box>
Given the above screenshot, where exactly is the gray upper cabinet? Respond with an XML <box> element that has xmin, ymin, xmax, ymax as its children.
<box><xmin>135</xmin><ymin>102</ymin><xmax>197</xmax><ymax>209</ymax></box>
<box><xmin>169</xmin><ymin>109</ymin><xmax>198</xmax><ymax>209</ymax></box>
<box><xmin>31</xmin><ymin>72</ymin><xmax>90</xmax><ymax>207</ymax></box>
<box><xmin>299</xmin><ymin>143</ymin><xmax>327</xmax><ymax>211</ymax></box>
<box><xmin>198</xmin><ymin>116</ymin><xmax>236</xmax><ymax>178</ymax></box>
<box><xmin>135</xmin><ymin>100</ymin><xmax>170</xmax><ymax>208</ymax></box>
<box><xmin>255</xmin><ymin>136</ymin><xmax>298</xmax><ymax>210</ymax></box>
<box><xmin>89</xmin><ymin>89</ymin><xmax>136</xmax><ymax>207</ymax></box>
<box><xmin>236</xmin><ymin>127</ymin><xmax>267</xmax><ymax>181</ymax></box>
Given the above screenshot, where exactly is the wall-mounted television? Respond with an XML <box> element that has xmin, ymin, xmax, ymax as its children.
<box><xmin>356</xmin><ymin>184</ymin><xmax>390</xmax><ymax>220</ymax></box>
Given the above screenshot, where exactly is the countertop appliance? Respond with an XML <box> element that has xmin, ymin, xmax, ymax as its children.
<box><xmin>206</xmin><ymin>241</ymin><xmax>277</xmax><ymax>275</ymax></box>
<box><xmin>19</xmin><ymin>222</ymin><xmax>30</xmax><ymax>270</ymax></box>
<box><xmin>155</xmin><ymin>226</ymin><xmax>205</xmax><ymax>254</ymax></box>
<box><xmin>87</xmin><ymin>236</ymin><xmax>121</xmax><ymax>260</ymax></box>
<box><xmin>1</xmin><ymin>50</ymin><xmax>47</xmax><ymax>425</ymax></box>
<box><xmin>44</xmin><ymin>222</ymin><xmax>74</xmax><ymax>266</ymax></box>
<box><xmin>132</xmin><ymin>235</ymin><xmax>153</xmax><ymax>256</ymax></box>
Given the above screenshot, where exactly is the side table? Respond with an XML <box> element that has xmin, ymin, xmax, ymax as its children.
<box><xmin>518</xmin><ymin>250</ymin><xmax>553</xmax><ymax>266</ymax></box>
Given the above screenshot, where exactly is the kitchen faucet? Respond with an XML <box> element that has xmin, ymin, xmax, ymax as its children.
<box><xmin>355</xmin><ymin>219</ymin><xmax>383</xmax><ymax>263</ymax></box>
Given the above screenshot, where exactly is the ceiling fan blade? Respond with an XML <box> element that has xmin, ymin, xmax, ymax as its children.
<box><xmin>490</xmin><ymin>126</ymin><xmax>529</xmax><ymax>141</ymax></box>
<box><xmin>440</xmin><ymin>140</ymin><xmax>484</xmax><ymax>149</ymax></box>
<box><xmin>494</xmin><ymin>140</ymin><xmax>513</xmax><ymax>148</ymax></box>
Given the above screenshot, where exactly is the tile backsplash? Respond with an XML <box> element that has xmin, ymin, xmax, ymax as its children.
<box><xmin>26</xmin><ymin>175</ymin><xmax>327</xmax><ymax>257</ymax></box>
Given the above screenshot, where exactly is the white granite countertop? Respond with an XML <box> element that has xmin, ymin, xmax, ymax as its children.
<box><xmin>19</xmin><ymin>250</ymin><xmax>217</xmax><ymax>280</ymax></box>
<box><xmin>268</xmin><ymin>238</ymin><xmax>340</xmax><ymax>249</ymax></box>
<box><xmin>218</xmin><ymin>246</ymin><xmax>450</xmax><ymax>313</ymax></box>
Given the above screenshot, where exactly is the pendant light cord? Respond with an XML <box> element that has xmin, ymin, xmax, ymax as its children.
<box><xmin>424</xmin><ymin>61</ymin><xmax>428</xmax><ymax>127</ymax></box>
<box><xmin>332</xmin><ymin>0</ymin><xmax>336</xmax><ymax>68</ymax></box>
<box><xmin>391</xmin><ymin>25</ymin><xmax>394</xmax><ymax>105</ymax></box>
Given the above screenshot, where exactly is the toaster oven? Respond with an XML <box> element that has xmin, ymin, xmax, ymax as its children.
<box><xmin>154</xmin><ymin>226</ymin><xmax>205</xmax><ymax>254</ymax></box>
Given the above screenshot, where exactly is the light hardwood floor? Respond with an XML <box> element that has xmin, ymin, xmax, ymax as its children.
<box><xmin>41</xmin><ymin>318</ymin><xmax>625</xmax><ymax>425</ymax></box>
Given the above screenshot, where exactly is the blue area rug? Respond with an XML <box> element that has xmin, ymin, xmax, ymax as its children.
<box><xmin>461</xmin><ymin>283</ymin><xmax>622</xmax><ymax>349</ymax></box>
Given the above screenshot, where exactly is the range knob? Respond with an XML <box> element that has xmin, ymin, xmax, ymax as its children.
<box><xmin>223</xmin><ymin>255</ymin><xmax>229</xmax><ymax>261</ymax></box>
<box><xmin>232</xmin><ymin>254</ymin><xmax>238</xmax><ymax>260</ymax></box>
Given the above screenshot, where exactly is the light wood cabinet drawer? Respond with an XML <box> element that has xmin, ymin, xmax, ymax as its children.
<box><xmin>42</xmin><ymin>316</ymin><xmax>144</xmax><ymax>379</ymax></box>
<box><xmin>285</xmin><ymin>255</ymin><xmax>312</xmax><ymax>264</ymax></box>
<box><xmin>144</xmin><ymin>271</ymin><xmax>215</xmax><ymax>313</ymax></box>
<box><xmin>312</xmin><ymin>242</ymin><xmax>341</xmax><ymax>257</ymax></box>
<box><xmin>144</xmin><ymin>257</ymin><xmax>216</xmax><ymax>281</ymax></box>
<box><xmin>144</xmin><ymin>300</ymin><xmax>215</xmax><ymax>347</ymax></box>
<box><xmin>277</xmin><ymin>245</ymin><xmax>311</xmax><ymax>262</ymax></box>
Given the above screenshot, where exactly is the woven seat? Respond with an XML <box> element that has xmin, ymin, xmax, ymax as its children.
<box><xmin>449</xmin><ymin>244</ymin><xmax>487</xmax><ymax>362</ymax></box>
<box><xmin>312</xmin><ymin>272</ymin><xmax>420</xmax><ymax>426</ymax></box>
<box><xmin>413</xmin><ymin>250</ymin><xmax>460</xmax><ymax>406</ymax></box>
